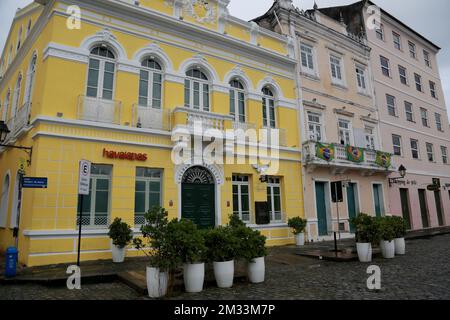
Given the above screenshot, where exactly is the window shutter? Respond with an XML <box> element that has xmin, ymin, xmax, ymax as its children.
<box><xmin>353</xmin><ymin>128</ymin><xmax>366</xmax><ymax>148</ymax></box>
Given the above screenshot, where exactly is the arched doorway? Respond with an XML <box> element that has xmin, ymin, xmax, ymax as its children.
<box><xmin>181</xmin><ymin>166</ymin><xmax>215</xmax><ymax>229</ymax></box>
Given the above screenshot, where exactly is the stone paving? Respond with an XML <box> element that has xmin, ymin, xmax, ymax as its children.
<box><xmin>1</xmin><ymin>234</ymin><xmax>450</xmax><ymax>300</ymax></box>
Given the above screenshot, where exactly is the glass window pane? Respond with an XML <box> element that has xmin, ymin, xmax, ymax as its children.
<box><xmin>273</xmin><ymin>195</ymin><xmax>281</xmax><ymax>212</ymax></box>
<box><xmin>153</xmin><ymin>82</ymin><xmax>161</xmax><ymax>100</ymax></box>
<box><xmin>95</xmin><ymin>190</ymin><xmax>109</xmax><ymax>213</ymax></box>
<box><xmin>135</xmin><ymin>192</ymin><xmax>146</xmax><ymax>213</ymax></box>
<box><xmin>184</xmin><ymin>80</ymin><xmax>190</xmax><ymax>107</ymax></box>
<box><xmin>88</xmin><ymin>69</ymin><xmax>99</xmax><ymax>88</ymax></box>
<box><xmin>136</xmin><ymin>181</ymin><xmax>146</xmax><ymax>192</ymax></box>
<box><xmin>87</xmin><ymin>87</ymin><xmax>97</xmax><ymax>98</ymax></box>
<box><xmin>149</xmin><ymin>181</ymin><xmax>160</xmax><ymax>192</ymax></box>
<box><xmin>103</xmin><ymin>72</ymin><xmax>114</xmax><ymax>91</ymax></box>
<box><xmin>96</xmin><ymin>179</ymin><xmax>109</xmax><ymax>190</ymax></box>
<box><xmin>233</xmin><ymin>194</ymin><xmax>239</xmax><ymax>212</ymax></box>
<box><xmin>149</xmin><ymin>192</ymin><xmax>160</xmax><ymax>207</ymax></box>
<box><xmin>241</xmin><ymin>195</ymin><xmax>249</xmax><ymax>211</ymax></box>
<box><xmin>105</xmin><ymin>62</ymin><xmax>115</xmax><ymax>73</ymax></box>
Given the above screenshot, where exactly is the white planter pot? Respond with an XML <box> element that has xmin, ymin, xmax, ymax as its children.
<box><xmin>146</xmin><ymin>267</ymin><xmax>169</xmax><ymax>298</ymax></box>
<box><xmin>213</xmin><ymin>260</ymin><xmax>234</xmax><ymax>288</ymax></box>
<box><xmin>394</xmin><ymin>238</ymin><xmax>406</xmax><ymax>255</ymax></box>
<box><xmin>183</xmin><ymin>263</ymin><xmax>205</xmax><ymax>293</ymax></box>
<box><xmin>247</xmin><ymin>257</ymin><xmax>265</xmax><ymax>284</ymax></box>
<box><xmin>380</xmin><ymin>240</ymin><xmax>395</xmax><ymax>259</ymax></box>
<box><xmin>356</xmin><ymin>243</ymin><xmax>372</xmax><ymax>263</ymax></box>
<box><xmin>111</xmin><ymin>244</ymin><xmax>126</xmax><ymax>263</ymax></box>
<box><xmin>295</xmin><ymin>233</ymin><xmax>305</xmax><ymax>246</ymax></box>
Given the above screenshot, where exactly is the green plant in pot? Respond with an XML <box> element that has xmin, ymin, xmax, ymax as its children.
<box><xmin>133</xmin><ymin>206</ymin><xmax>180</xmax><ymax>298</ymax></box>
<box><xmin>377</xmin><ymin>216</ymin><xmax>396</xmax><ymax>259</ymax></box>
<box><xmin>228</xmin><ymin>214</ymin><xmax>268</xmax><ymax>284</ymax></box>
<box><xmin>391</xmin><ymin>216</ymin><xmax>407</xmax><ymax>255</ymax></box>
<box><xmin>108</xmin><ymin>217</ymin><xmax>133</xmax><ymax>263</ymax></box>
<box><xmin>349</xmin><ymin>213</ymin><xmax>379</xmax><ymax>263</ymax></box>
<box><xmin>167</xmin><ymin>218</ymin><xmax>207</xmax><ymax>293</ymax></box>
<box><xmin>288</xmin><ymin>217</ymin><xmax>308</xmax><ymax>246</ymax></box>
<box><xmin>204</xmin><ymin>226</ymin><xmax>238</xmax><ymax>288</ymax></box>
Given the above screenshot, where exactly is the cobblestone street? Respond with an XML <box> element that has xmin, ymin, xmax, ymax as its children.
<box><xmin>1</xmin><ymin>234</ymin><xmax>450</xmax><ymax>300</ymax></box>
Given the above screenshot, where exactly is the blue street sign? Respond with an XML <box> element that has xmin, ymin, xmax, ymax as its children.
<box><xmin>22</xmin><ymin>177</ymin><xmax>48</xmax><ymax>189</ymax></box>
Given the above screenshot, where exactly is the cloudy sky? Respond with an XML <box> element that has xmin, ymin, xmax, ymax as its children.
<box><xmin>1</xmin><ymin>0</ymin><xmax>449</xmax><ymax>121</ymax></box>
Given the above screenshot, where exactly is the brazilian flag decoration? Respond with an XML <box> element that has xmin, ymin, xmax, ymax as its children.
<box><xmin>316</xmin><ymin>143</ymin><xmax>335</xmax><ymax>162</ymax></box>
<box><xmin>346</xmin><ymin>146</ymin><xmax>365</xmax><ymax>163</ymax></box>
<box><xmin>375</xmin><ymin>151</ymin><xmax>392</xmax><ymax>168</ymax></box>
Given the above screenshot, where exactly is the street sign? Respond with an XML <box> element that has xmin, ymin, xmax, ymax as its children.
<box><xmin>22</xmin><ymin>177</ymin><xmax>48</xmax><ymax>189</ymax></box>
<box><xmin>78</xmin><ymin>160</ymin><xmax>91</xmax><ymax>195</ymax></box>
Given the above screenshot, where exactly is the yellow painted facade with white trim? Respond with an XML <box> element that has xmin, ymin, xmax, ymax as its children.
<box><xmin>0</xmin><ymin>0</ymin><xmax>304</xmax><ymax>266</ymax></box>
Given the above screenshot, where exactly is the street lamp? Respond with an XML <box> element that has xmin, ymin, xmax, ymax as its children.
<box><xmin>389</xmin><ymin>165</ymin><xmax>407</xmax><ymax>187</ymax></box>
<box><xmin>0</xmin><ymin>120</ymin><xmax>33</xmax><ymax>166</ymax></box>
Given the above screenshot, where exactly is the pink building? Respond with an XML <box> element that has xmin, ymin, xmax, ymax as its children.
<box><xmin>319</xmin><ymin>1</ymin><xmax>450</xmax><ymax>230</ymax></box>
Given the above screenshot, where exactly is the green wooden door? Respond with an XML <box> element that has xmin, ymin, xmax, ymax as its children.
<box><xmin>434</xmin><ymin>191</ymin><xmax>444</xmax><ymax>226</ymax></box>
<box><xmin>347</xmin><ymin>183</ymin><xmax>357</xmax><ymax>233</ymax></box>
<box><xmin>418</xmin><ymin>189</ymin><xmax>429</xmax><ymax>228</ymax></box>
<box><xmin>315</xmin><ymin>182</ymin><xmax>328</xmax><ymax>236</ymax></box>
<box><xmin>400</xmin><ymin>188</ymin><xmax>412</xmax><ymax>230</ymax></box>
<box><xmin>182</xmin><ymin>183</ymin><xmax>215</xmax><ymax>229</ymax></box>
<box><xmin>373</xmin><ymin>184</ymin><xmax>382</xmax><ymax>218</ymax></box>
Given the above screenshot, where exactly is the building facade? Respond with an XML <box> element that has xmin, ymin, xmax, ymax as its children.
<box><xmin>255</xmin><ymin>0</ymin><xmax>395</xmax><ymax>241</ymax></box>
<box><xmin>318</xmin><ymin>0</ymin><xmax>450</xmax><ymax>230</ymax></box>
<box><xmin>0</xmin><ymin>0</ymin><xmax>304</xmax><ymax>266</ymax></box>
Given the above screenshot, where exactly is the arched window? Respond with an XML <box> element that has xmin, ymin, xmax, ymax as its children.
<box><xmin>0</xmin><ymin>174</ymin><xmax>10</xmax><ymax>227</ymax></box>
<box><xmin>10</xmin><ymin>171</ymin><xmax>23</xmax><ymax>228</ymax></box>
<box><xmin>229</xmin><ymin>80</ymin><xmax>246</xmax><ymax>123</ymax></box>
<box><xmin>26</xmin><ymin>20</ymin><xmax>32</xmax><ymax>37</ymax></box>
<box><xmin>16</xmin><ymin>26</ymin><xmax>23</xmax><ymax>52</ymax></box>
<box><xmin>139</xmin><ymin>58</ymin><xmax>162</xmax><ymax>108</ymax></box>
<box><xmin>184</xmin><ymin>68</ymin><xmax>209</xmax><ymax>111</ymax></box>
<box><xmin>24</xmin><ymin>54</ymin><xmax>37</xmax><ymax>106</ymax></box>
<box><xmin>86</xmin><ymin>45</ymin><xmax>116</xmax><ymax>100</ymax></box>
<box><xmin>262</xmin><ymin>87</ymin><xmax>276</xmax><ymax>128</ymax></box>
<box><xmin>2</xmin><ymin>89</ymin><xmax>10</xmax><ymax>121</ymax></box>
<box><xmin>11</xmin><ymin>74</ymin><xmax>22</xmax><ymax>118</ymax></box>
<box><xmin>7</xmin><ymin>45</ymin><xmax>13</xmax><ymax>65</ymax></box>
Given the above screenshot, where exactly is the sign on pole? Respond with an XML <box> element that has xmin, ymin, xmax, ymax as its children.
<box><xmin>77</xmin><ymin>160</ymin><xmax>91</xmax><ymax>266</ymax></box>
<box><xmin>78</xmin><ymin>160</ymin><xmax>91</xmax><ymax>195</ymax></box>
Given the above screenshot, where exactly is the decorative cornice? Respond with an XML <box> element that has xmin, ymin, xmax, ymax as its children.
<box><xmin>333</xmin><ymin>108</ymin><xmax>355</xmax><ymax>118</ymax></box>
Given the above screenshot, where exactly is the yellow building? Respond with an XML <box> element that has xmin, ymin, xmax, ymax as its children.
<box><xmin>0</xmin><ymin>0</ymin><xmax>304</xmax><ymax>266</ymax></box>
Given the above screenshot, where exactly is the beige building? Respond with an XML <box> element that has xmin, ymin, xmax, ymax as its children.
<box><xmin>255</xmin><ymin>0</ymin><xmax>394</xmax><ymax>241</ymax></box>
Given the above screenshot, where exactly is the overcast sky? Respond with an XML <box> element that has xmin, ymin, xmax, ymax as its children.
<box><xmin>1</xmin><ymin>0</ymin><xmax>449</xmax><ymax>121</ymax></box>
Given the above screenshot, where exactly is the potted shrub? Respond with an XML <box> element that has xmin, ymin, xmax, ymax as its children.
<box><xmin>133</xmin><ymin>206</ymin><xmax>180</xmax><ymax>298</ymax></box>
<box><xmin>392</xmin><ymin>216</ymin><xmax>407</xmax><ymax>255</ymax></box>
<box><xmin>350</xmin><ymin>213</ymin><xmax>378</xmax><ymax>263</ymax></box>
<box><xmin>288</xmin><ymin>217</ymin><xmax>308</xmax><ymax>246</ymax></box>
<box><xmin>167</xmin><ymin>218</ymin><xmax>207</xmax><ymax>293</ymax></box>
<box><xmin>377</xmin><ymin>216</ymin><xmax>396</xmax><ymax>259</ymax></box>
<box><xmin>108</xmin><ymin>217</ymin><xmax>133</xmax><ymax>263</ymax></box>
<box><xmin>229</xmin><ymin>215</ymin><xmax>268</xmax><ymax>284</ymax></box>
<box><xmin>204</xmin><ymin>226</ymin><xmax>238</xmax><ymax>288</ymax></box>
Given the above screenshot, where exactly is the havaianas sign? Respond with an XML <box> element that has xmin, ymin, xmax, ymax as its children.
<box><xmin>103</xmin><ymin>148</ymin><xmax>148</xmax><ymax>161</ymax></box>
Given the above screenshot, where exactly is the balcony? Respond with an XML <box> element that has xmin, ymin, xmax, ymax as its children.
<box><xmin>303</xmin><ymin>141</ymin><xmax>394</xmax><ymax>175</ymax></box>
<box><xmin>77</xmin><ymin>96</ymin><xmax>121</xmax><ymax>125</ymax></box>
<box><xmin>232</xmin><ymin>121</ymin><xmax>257</xmax><ymax>132</ymax></box>
<box><xmin>132</xmin><ymin>104</ymin><xmax>171</xmax><ymax>131</ymax></box>
<box><xmin>12</xmin><ymin>102</ymin><xmax>31</xmax><ymax>137</ymax></box>
<box><xmin>173</xmin><ymin>107</ymin><xmax>234</xmax><ymax>133</ymax></box>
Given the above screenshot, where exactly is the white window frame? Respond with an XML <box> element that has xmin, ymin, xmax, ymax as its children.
<box><xmin>134</xmin><ymin>168</ymin><xmax>163</xmax><ymax>226</ymax></box>
<box><xmin>392</xmin><ymin>134</ymin><xmax>402</xmax><ymax>156</ymax></box>
<box><xmin>414</xmin><ymin>73</ymin><xmax>423</xmax><ymax>92</ymax></box>
<box><xmin>426</xmin><ymin>143</ymin><xmax>434</xmax><ymax>162</ymax></box>
<box><xmin>229</xmin><ymin>80</ymin><xmax>246</xmax><ymax>123</ymax></box>
<box><xmin>77</xmin><ymin>165</ymin><xmax>112</xmax><ymax>228</ymax></box>
<box><xmin>404</xmin><ymin>101</ymin><xmax>414</xmax><ymax>122</ymax></box>
<box><xmin>423</xmin><ymin>50</ymin><xmax>431</xmax><ymax>68</ymax></box>
<box><xmin>330</xmin><ymin>54</ymin><xmax>344</xmax><ymax>86</ymax></box>
<box><xmin>138</xmin><ymin>59</ymin><xmax>163</xmax><ymax>109</ymax></box>
<box><xmin>16</xmin><ymin>25</ymin><xmax>23</xmax><ymax>53</ymax></box>
<box><xmin>11</xmin><ymin>74</ymin><xmax>22</xmax><ymax>119</ymax></box>
<box><xmin>429</xmin><ymin>81</ymin><xmax>437</xmax><ymax>99</ymax></box>
<box><xmin>380</xmin><ymin>56</ymin><xmax>390</xmax><ymax>77</ymax></box>
<box><xmin>267</xmin><ymin>177</ymin><xmax>282</xmax><ymax>223</ymax></box>
<box><xmin>338</xmin><ymin>118</ymin><xmax>352</xmax><ymax>146</ymax></box>
<box><xmin>375</xmin><ymin>24</ymin><xmax>384</xmax><ymax>41</ymax></box>
<box><xmin>398</xmin><ymin>65</ymin><xmax>408</xmax><ymax>85</ymax></box>
<box><xmin>408</xmin><ymin>41</ymin><xmax>416</xmax><ymax>59</ymax></box>
<box><xmin>364</xmin><ymin>126</ymin><xmax>377</xmax><ymax>150</ymax></box>
<box><xmin>184</xmin><ymin>69</ymin><xmax>210</xmax><ymax>111</ymax></box>
<box><xmin>232</xmin><ymin>175</ymin><xmax>251</xmax><ymax>223</ymax></box>
<box><xmin>0</xmin><ymin>173</ymin><xmax>10</xmax><ymax>227</ymax></box>
<box><xmin>2</xmin><ymin>90</ymin><xmax>10</xmax><ymax>121</ymax></box>
<box><xmin>262</xmin><ymin>87</ymin><xmax>276</xmax><ymax>128</ymax></box>
<box><xmin>86</xmin><ymin>47</ymin><xmax>117</xmax><ymax>100</ymax></box>
<box><xmin>410</xmin><ymin>139</ymin><xmax>420</xmax><ymax>160</ymax></box>
<box><xmin>420</xmin><ymin>108</ymin><xmax>429</xmax><ymax>127</ymax></box>
<box><xmin>7</xmin><ymin>45</ymin><xmax>13</xmax><ymax>66</ymax></box>
<box><xmin>355</xmin><ymin>64</ymin><xmax>367</xmax><ymax>93</ymax></box>
<box><xmin>307</xmin><ymin>111</ymin><xmax>323</xmax><ymax>142</ymax></box>
<box><xmin>435</xmin><ymin>113</ymin><xmax>443</xmax><ymax>132</ymax></box>
<box><xmin>441</xmin><ymin>146</ymin><xmax>448</xmax><ymax>164</ymax></box>
<box><xmin>386</xmin><ymin>94</ymin><xmax>397</xmax><ymax>117</ymax></box>
<box><xmin>392</xmin><ymin>32</ymin><xmax>401</xmax><ymax>50</ymax></box>
<box><xmin>300</xmin><ymin>43</ymin><xmax>316</xmax><ymax>75</ymax></box>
